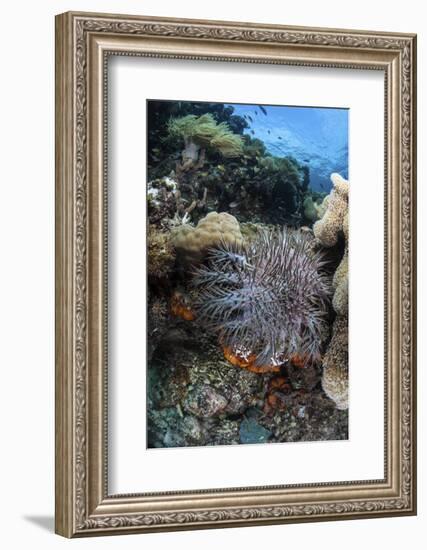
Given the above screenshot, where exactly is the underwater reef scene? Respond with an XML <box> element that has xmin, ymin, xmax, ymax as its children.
<box><xmin>147</xmin><ymin>100</ymin><xmax>349</xmax><ymax>448</ymax></box>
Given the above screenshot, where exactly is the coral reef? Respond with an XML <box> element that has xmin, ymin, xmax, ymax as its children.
<box><xmin>172</xmin><ymin>211</ymin><xmax>243</xmax><ymax>264</ymax></box>
<box><xmin>316</xmin><ymin>195</ymin><xmax>330</xmax><ymax>220</ymax></box>
<box><xmin>258</xmin><ymin>388</ymin><xmax>348</xmax><ymax>442</ymax></box>
<box><xmin>222</xmin><ymin>345</ymin><xmax>281</xmax><ymax>374</ymax></box>
<box><xmin>147</xmin><ymin>176</ymin><xmax>179</xmax><ymax>226</ymax></box>
<box><xmin>170</xmin><ymin>290</ymin><xmax>196</xmax><ymax>321</ymax></box>
<box><xmin>303</xmin><ymin>196</ymin><xmax>319</xmax><ymax>222</ymax></box>
<box><xmin>312</xmin><ymin>173</ymin><xmax>349</xmax><ymax>409</ymax></box>
<box><xmin>147</xmin><ymin>224</ymin><xmax>176</xmax><ymax>281</ymax></box>
<box><xmin>313</xmin><ymin>172</ymin><xmax>348</xmax><ymax>247</ymax></box>
<box><xmin>147</xmin><ymin>318</ymin><xmax>348</xmax><ymax>446</ymax></box>
<box><xmin>240</xmin><ymin>418</ymin><xmax>272</xmax><ymax>444</ymax></box>
<box><xmin>321</xmin><ymin>314</ymin><xmax>348</xmax><ymax>410</ymax></box>
<box><xmin>148</xmin><ymin>105</ymin><xmax>309</xmax><ymax>228</ymax></box>
<box><xmin>146</xmin><ymin>101</ymin><xmax>350</xmax><ymax>445</ymax></box>
<box><xmin>314</xmin><ymin>172</ymin><xmax>349</xmax><ymax>316</ymax></box>
<box><xmin>332</xmin><ymin>212</ymin><xmax>349</xmax><ymax>315</ymax></box>
<box><xmin>168</xmin><ymin>113</ymin><xmax>244</xmax><ymax>172</ymax></box>
<box><xmin>192</xmin><ymin>228</ymin><xmax>331</xmax><ymax>367</ymax></box>
<box><xmin>303</xmin><ymin>194</ymin><xmax>329</xmax><ymax>223</ymax></box>
<box><xmin>147</xmin><ymin>295</ymin><xmax>169</xmax><ymax>361</ymax></box>
<box><xmin>183</xmin><ymin>384</ymin><xmax>228</xmax><ymax>418</ymax></box>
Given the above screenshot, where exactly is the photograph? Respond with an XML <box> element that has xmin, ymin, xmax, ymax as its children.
<box><xmin>146</xmin><ymin>99</ymin><xmax>349</xmax><ymax>449</ymax></box>
<box><xmin>53</xmin><ymin>10</ymin><xmax>416</xmax><ymax>537</ymax></box>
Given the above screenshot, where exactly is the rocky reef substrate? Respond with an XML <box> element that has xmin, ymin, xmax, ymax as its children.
<box><xmin>147</xmin><ymin>316</ymin><xmax>348</xmax><ymax>448</ymax></box>
<box><xmin>146</xmin><ymin>100</ymin><xmax>349</xmax><ymax>448</ymax></box>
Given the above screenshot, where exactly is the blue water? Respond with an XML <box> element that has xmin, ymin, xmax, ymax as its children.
<box><xmin>228</xmin><ymin>104</ymin><xmax>349</xmax><ymax>193</ymax></box>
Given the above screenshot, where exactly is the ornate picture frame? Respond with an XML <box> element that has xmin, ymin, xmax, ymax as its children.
<box><xmin>55</xmin><ymin>11</ymin><xmax>417</xmax><ymax>537</ymax></box>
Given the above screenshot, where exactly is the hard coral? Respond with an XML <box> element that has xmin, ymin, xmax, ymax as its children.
<box><xmin>321</xmin><ymin>314</ymin><xmax>348</xmax><ymax>410</ymax></box>
<box><xmin>303</xmin><ymin>195</ymin><xmax>330</xmax><ymax>223</ymax></box>
<box><xmin>147</xmin><ymin>176</ymin><xmax>179</xmax><ymax>225</ymax></box>
<box><xmin>147</xmin><ymin>224</ymin><xmax>176</xmax><ymax>280</ymax></box>
<box><xmin>172</xmin><ymin>211</ymin><xmax>243</xmax><ymax>265</ymax></box>
<box><xmin>313</xmin><ymin>173</ymin><xmax>348</xmax><ymax>247</ymax></box>
<box><xmin>332</xmin><ymin>212</ymin><xmax>348</xmax><ymax>315</ymax></box>
<box><xmin>192</xmin><ymin>228</ymin><xmax>331</xmax><ymax>367</ymax></box>
<box><xmin>314</xmin><ymin>173</ymin><xmax>349</xmax><ymax>316</ymax></box>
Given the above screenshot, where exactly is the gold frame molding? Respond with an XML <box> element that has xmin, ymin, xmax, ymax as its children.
<box><xmin>55</xmin><ymin>11</ymin><xmax>417</xmax><ymax>538</ymax></box>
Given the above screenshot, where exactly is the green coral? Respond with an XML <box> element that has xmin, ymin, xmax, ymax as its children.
<box><xmin>303</xmin><ymin>194</ymin><xmax>329</xmax><ymax>223</ymax></box>
<box><xmin>258</xmin><ymin>155</ymin><xmax>301</xmax><ymax>177</ymax></box>
<box><xmin>243</xmin><ymin>137</ymin><xmax>266</xmax><ymax>158</ymax></box>
<box><xmin>168</xmin><ymin>113</ymin><xmax>243</xmax><ymax>158</ymax></box>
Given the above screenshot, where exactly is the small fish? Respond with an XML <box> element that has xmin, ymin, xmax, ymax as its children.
<box><xmin>320</xmin><ymin>183</ymin><xmax>325</xmax><ymax>190</ymax></box>
<box><xmin>247</xmin><ymin>115</ymin><xmax>253</xmax><ymax>123</ymax></box>
<box><xmin>278</xmin><ymin>136</ymin><xmax>282</xmax><ymax>140</ymax></box>
<box><xmin>254</xmin><ymin>110</ymin><xmax>258</xmax><ymax>115</ymax></box>
<box><xmin>229</xmin><ymin>201</ymin><xmax>239</xmax><ymax>209</ymax></box>
<box><xmin>303</xmin><ymin>158</ymin><xmax>310</xmax><ymax>163</ymax></box>
<box><xmin>218</xmin><ymin>165</ymin><xmax>225</xmax><ymax>173</ymax></box>
<box><xmin>258</xmin><ymin>105</ymin><xmax>268</xmax><ymax>116</ymax></box>
<box><xmin>267</xmin><ymin>130</ymin><xmax>271</xmax><ymax>134</ymax></box>
<box><xmin>250</xmin><ymin>130</ymin><xmax>255</xmax><ymax>135</ymax></box>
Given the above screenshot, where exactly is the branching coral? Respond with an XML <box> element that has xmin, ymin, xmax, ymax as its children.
<box><xmin>192</xmin><ymin>228</ymin><xmax>331</xmax><ymax>368</ymax></box>
<box><xmin>167</xmin><ymin>113</ymin><xmax>243</xmax><ymax>171</ymax></box>
<box><xmin>172</xmin><ymin>211</ymin><xmax>243</xmax><ymax>265</ymax></box>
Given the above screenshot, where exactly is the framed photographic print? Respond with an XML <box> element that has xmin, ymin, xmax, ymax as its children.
<box><xmin>55</xmin><ymin>11</ymin><xmax>417</xmax><ymax>537</ymax></box>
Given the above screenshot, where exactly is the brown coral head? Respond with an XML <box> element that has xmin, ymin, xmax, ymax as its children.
<box><xmin>170</xmin><ymin>291</ymin><xmax>196</xmax><ymax>321</ymax></box>
<box><xmin>222</xmin><ymin>345</ymin><xmax>281</xmax><ymax>374</ymax></box>
<box><xmin>172</xmin><ymin>211</ymin><xmax>243</xmax><ymax>265</ymax></box>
